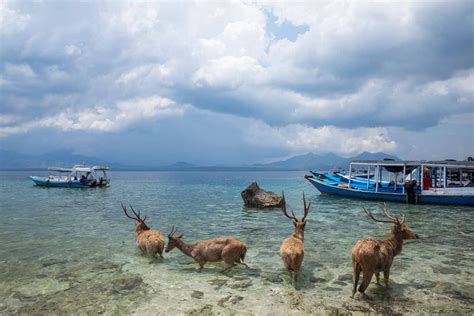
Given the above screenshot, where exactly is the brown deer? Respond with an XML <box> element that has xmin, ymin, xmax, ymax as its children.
<box><xmin>122</xmin><ymin>203</ymin><xmax>165</xmax><ymax>258</ymax></box>
<box><xmin>351</xmin><ymin>204</ymin><xmax>419</xmax><ymax>297</ymax></box>
<box><xmin>165</xmin><ymin>226</ymin><xmax>248</xmax><ymax>270</ymax></box>
<box><xmin>279</xmin><ymin>192</ymin><xmax>310</xmax><ymax>283</ymax></box>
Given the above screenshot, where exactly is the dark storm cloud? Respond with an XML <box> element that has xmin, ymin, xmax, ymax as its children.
<box><xmin>0</xmin><ymin>0</ymin><xmax>472</xmax><ymax>162</ymax></box>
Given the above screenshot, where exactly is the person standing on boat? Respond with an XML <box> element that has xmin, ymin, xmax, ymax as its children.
<box><xmin>423</xmin><ymin>167</ymin><xmax>431</xmax><ymax>189</ymax></box>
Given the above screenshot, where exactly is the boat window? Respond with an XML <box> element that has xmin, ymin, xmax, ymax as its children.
<box><xmin>447</xmin><ymin>168</ymin><xmax>474</xmax><ymax>187</ymax></box>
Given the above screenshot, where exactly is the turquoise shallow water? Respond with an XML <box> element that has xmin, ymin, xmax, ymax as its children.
<box><xmin>0</xmin><ymin>170</ymin><xmax>473</xmax><ymax>315</ymax></box>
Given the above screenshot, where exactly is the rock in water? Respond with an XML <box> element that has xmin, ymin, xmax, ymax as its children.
<box><xmin>241</xmin><ymin>182</ymin><xmax>284</xmax><ymax>208</ymax></box>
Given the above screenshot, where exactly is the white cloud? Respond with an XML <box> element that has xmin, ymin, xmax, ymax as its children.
<box><xmin>0</xmin><ymin>96</ymin><xmax>182</xmax><ymax>137</ymax></box>
<box><xmin>192</xmin><ymin>56</ymin><xmax>266</xmax><ymax>88</ymax></box>
<box><xmin>0</xmin><ymin>114</ymin><xmax>17</xmax><ymax>124</ymax></box>
<box><xmin>64</xmin><ymin>44</ymin><xmax>81</xmax><ymax>56</ymax></box>
<box><xmin>244</xmin><ymin>122</ymin><xmax>397</xmax><ymax>156</ymax></box>
<box><xmin>0</xmin><ymin>1</ymin><xmax>472</xmax><ymax>160</ymax></box>
<box><xmin>4</xmin><ymin>63</ymin><xmax>35</xmax><ymax>78</ymax></box>
<box><xmin>0</xmin><ymin>1</ymin><xmax>31</xmax><ymax>35</ymax></box>
<box><xmin>115</xmin><ymin>64</ymin><xmax>172</xmax><ymax>85</ymax></box>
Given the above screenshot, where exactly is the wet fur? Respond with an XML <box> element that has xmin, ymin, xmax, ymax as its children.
<box><xmin>166</xmin><ymin>235</ymin><xmax>247</xmax><ymax>269</ymax></box>
<box><xmin>134</xmin><ymin>222</ymin><xmax>165</xmax><ymax>258</ymax></box>
<box><xmin>280</xmin><ymin>220</ymin><xmax>306</xmax><ymax>283</ymax></box>
<box><xmin>280</xmin><ymin>231</ymin><xmax>304</xmax><ymax>281</ymax></box>
<box><xmin>352</xmin><ymin>223</ymin><xmax>418</xmax><ymax>297</ymax></box>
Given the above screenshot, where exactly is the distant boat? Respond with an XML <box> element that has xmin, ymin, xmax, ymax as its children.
<box><xmin>29</xmin><ymin>165</ymin><xmax>110</xmax><ymax>188</ymax></box>
<box><xmin>305</xmin><ymin>160</ymin><xmax>474</xmax><ymax>206</ymax></box>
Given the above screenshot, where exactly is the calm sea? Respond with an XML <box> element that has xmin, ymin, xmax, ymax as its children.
<box><xmin>0</xmin><ymin>171</ymin><xmax>473</xmax><ymax>314</ymax></box>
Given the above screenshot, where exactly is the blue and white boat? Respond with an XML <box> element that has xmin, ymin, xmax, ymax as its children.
<box><xmin>305</xmin><ymin>160</ymin><xmax>474</xmax><ymax>206</ymax></box>
<box><xmin>30</xmin><ymin>165</ymin><xmax>110</xmax><ymax>188</ymax></box>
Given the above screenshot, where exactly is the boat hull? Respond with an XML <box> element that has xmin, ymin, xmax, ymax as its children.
<box><xmin>29</xmin><ymin>176</ymin><xmax>108</xmax><ymax>188</ymax></box>
<box><xmin>306</xmin><ymin>176</ymin><xmax>474</xmax><ymax>206</ymax></box>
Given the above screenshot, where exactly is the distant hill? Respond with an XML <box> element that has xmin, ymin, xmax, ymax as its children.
<box><xmin>252</xmin><ymin>152</ymin><xmax>344</xmax><ymax>170</ymax></box>
<box><xmin>251</xmin><ymin>151</ymin><xmax>400</xmax><ymax>171</ymax></box>
<box><xmin>0</xmin><ymin>149</ymin><xmax>131</xmax><ymax>170</ymax></box>
<box><xmin>348</xmin><ymin>151</ymin><xmax>399</xmax><ymax>162</ymax></box>
<box><xmin>0</xmin><ymin>149</ymin><xmax>399</xmax><ymax>171</ymax></box>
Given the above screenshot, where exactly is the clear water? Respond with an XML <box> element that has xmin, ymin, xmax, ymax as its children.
<box><xmin>0</xmin><ymin>171</ymin><xmax>473</xmax><ymax>315</ymax></box>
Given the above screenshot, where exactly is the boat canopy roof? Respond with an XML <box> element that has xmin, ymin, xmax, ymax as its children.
<box><xmin>48</xmin><ymin>165</ymin><xmax>110</xmax><ymax>173</ymax></box>
<box><xmin>351</xmin><ymin>160</ymin><xmax>474</xmax><ymax>169</ymax></box>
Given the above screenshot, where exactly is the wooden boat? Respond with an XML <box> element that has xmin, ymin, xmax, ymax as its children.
<box><xmin>305</xmin><ymin>160</ymin><xmax>474</xmax><ymax>206</ymax></box>
<box><xmin>30</xmin><ymin>165</ymin><xmax>110</xmax><ymax>188</ymax></box>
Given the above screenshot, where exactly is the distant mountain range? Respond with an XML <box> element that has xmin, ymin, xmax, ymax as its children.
<box><xmin>0</xmin><ymin>149</ymin><xmax>400</xmax><ymax>171</ymax></box>
<box><xmin>250</xmin><ymin>151</ymin><xmax>399</xmax><ymax>171</ymax></box>
<box><xmin>0</xmin><ymin>149</ymin><xmax>131</xmax><ymax>170</ymax></box>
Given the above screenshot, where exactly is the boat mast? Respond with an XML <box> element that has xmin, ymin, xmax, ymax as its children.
<box><xmin>375</xmin><ymin>164</ymin><xmax>380</xmax><ymax>193</ymax></box>
<box><xmin>366</xmin><ymin>165</ymin><xmax>370</xmax><ymax>189</ymax></box>
<box><xmin>443</xmin><ymin>166</ymin><xmax>447</xmax><ymax>188</ymax></box>
<box><xmin>402</xmin><ymin>164</ymin><xmax>406</xmax><ymax>194</ymax></box>
<box><xmin>348</xmin><ymin>163</ymin><xmax>352</xmax><ymax>189</ymax></box>
<box><xmin>421</xmin><ymin>164</ymin><xmax>424</xmax><ymax>190</ymax></box>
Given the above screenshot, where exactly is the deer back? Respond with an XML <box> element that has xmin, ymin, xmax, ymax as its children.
<box><xmin>195</xmin><ymin>236</ymin><xmax>243</xmax><ymax>261</ymax></box>
<box><xmin>352</xmin><ymin>238</ymin><xmax>395</xmax><ymax>272</ymax></box>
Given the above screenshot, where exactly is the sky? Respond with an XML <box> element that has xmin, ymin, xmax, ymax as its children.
<box><xmin>0</xmin><ymin>0</ymin><xmax>473</xmax><ymax>166</ymax></box>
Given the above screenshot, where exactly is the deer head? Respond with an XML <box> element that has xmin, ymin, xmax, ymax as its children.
<box><xmin>165</xmin><ymin>226</ymin><xmax>183</xmax><ymax>253</ymax></box>
<box><xmin>121</xmin><ymin>203</ymin><xmax>150</xmax><ymax>232</ymax></box>
<box><xmin>362</xmin><ymin>203</ymin><xmax>418</xmax><ymax>240</ymax></box>
<box><xmin>282</xmin><ymin>192</ymin><xmax>310</xmax><ymax>237</ymax></box>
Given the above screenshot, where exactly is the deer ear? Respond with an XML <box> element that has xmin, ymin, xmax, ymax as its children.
<box><xmin>177</xmin><ymin>234</ymin><xmax>183</xmax><ymax>239</ymax></box>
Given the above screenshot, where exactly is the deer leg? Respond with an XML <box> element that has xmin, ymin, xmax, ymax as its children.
<box><xmin>376</xmin><ymin>272</ymin><xmax>380</xmax><ymax>285</ymax></box>
<box><xmin>383</xmin><ymin>269</ymin><xmax>390</xmax><ymax>287</ymax></box>
<box><xmin>352</xmin><ymin>262</ymin><xmax>361</xmax><ymax>298</ymax></box>
<box><xmin>292</xmin><ymin>270</ymin><xmax>298</xmax><ymax>284</ymax></box>
<box><xmin>196</xmin><ymin>257</ymin><xmax>206</xmax><ymax>271</ymax></box>
<box><xmin>136</xmin><ymin>243</ymin><xmax>145</xmax><ymax>254</ymax></box>
<box><xmin>358</xmin><ymin>269</ymin><xmax>374</xmax><ymax>294</ymax></box>
<box><xmin>237</xmin><ymin>262</ymin><xmax>249</xmax><ymax>268</ymax></box>
<box><xmin>222</xmin><ymin>264</ymin><xmax>236</xmax><ymax>272</ymax></box>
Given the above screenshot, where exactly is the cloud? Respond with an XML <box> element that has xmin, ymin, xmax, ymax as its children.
<box><xmin>4</xmin><ymin>63</ymin><xmax>36</xmax><ymax>78</ymax></box>
<box><xmin>244</xmin><ymin>122</ymin><xmax>397</xmax><ymax>156</ymax></box>
<box><xmin>0</xmin><ymin>0</ymin><xmax>31</xmax><ymax>35</ymax></box>
<box><xmin>115</xmin><ymin>64</ymin><xmax>172</xmax><ymax>85</ymax></box>
<box><xmin>192</xmin><ymin>56</ymin><xmax>266</xmax><ymax>88</ymax></box>
<box><xmin>0</xmin><ymin>96</ymin><xmax>181</xmax><ymax>137</ymax></box>
<box><xmin>0</xmin><ymin>0</ymin><xmax>472</xmax><ymax>162</ymax></box>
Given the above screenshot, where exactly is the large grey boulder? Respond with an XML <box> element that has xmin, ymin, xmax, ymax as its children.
<box><xmin>241</xmin><ymin>182</ymin><xmax>284</xmax><ymax>208</ymax></box>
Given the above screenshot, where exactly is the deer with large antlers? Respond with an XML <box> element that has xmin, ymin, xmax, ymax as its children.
<box><xmin>279</xmin><ymin>192</ymin><xmax>311</xmax><ymax>283</ymax></box>
<box><xmin>165</xmin><ymin>226</ymin><xmax>248</xmax><ymax>270</ymax></box>
<box><xmin>122</xmin><ymin>203</ymin><xmax>165</xmax><ymax>258</ymax></box>
<box><xmin>351</xmin><ymin>204</ymin><xmax>419</xmax><ymax>297</ymax></box>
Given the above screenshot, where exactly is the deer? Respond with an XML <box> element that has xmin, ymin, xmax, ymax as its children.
<box><xmin>121</xmin><ymin>203</ymin><xmax>165</xmax><ymax>258</ymax></box>
<box><xmin>351</xmin><ymin>203</ymin><xmax>419</xmax><ymax>298</ymax></box>
<box><xmin>165</xmin><ymin>226</ymin><xmax>248</xmax><ymax>271</ymax></box>
<box><xmin>279</xmin><ymin>192</ymin><xmax>310</xmax><ymax>283</ymax></box>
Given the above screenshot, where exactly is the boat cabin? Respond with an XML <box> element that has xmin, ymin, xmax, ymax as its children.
<box><xmin>306</xmin><ymin>159</ymin><xmax>474</xmax><ymax>206</ymax></box>
<box><xmin>347</xmin><ymin>160</ymin><xmax>474</xmax><ymax>194</ymax></box>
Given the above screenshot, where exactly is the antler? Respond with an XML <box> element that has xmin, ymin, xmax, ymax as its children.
<box><xmin>281</xmin><ymin>191</ymin><xmax>298</xmax><ymax>221</ymax></box>
<box><xmin>121</xmin><ymin>203</ymin><xmax>147</xmax><ymax>222</ymax></box>
<box><xmin>362</xmin><ymin>206</ymin><xmax>396</xmax><ymax>224</ymax></box>
<box><xmin>168</xmin><ymin>225</ymin><xmax>177</xmax><ymax>238</ymax></box>
<box><xmin>122</xmin><ymin>202</ymin><xmax>139</xmax><ymax>221</ymax></box>
<box><xmin>302</xmin><ymin>192</ymin><xmax>311</xmax><ymax>222</ymax></box>
<box><xmin>380</xmin><ymin>203</ymin><xmax>405</xmax><ymax>224</ymax></box>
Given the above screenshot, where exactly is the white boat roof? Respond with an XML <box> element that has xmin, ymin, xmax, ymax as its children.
<box><xmin>351</xmin><ymin>160</ymin><xmax>474</xmax><ymax>169</ymax></box>
<box><xmin>48</xmin><ymin>165</ymin><xmax>110</xmax><ymax>172</ymax></box>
